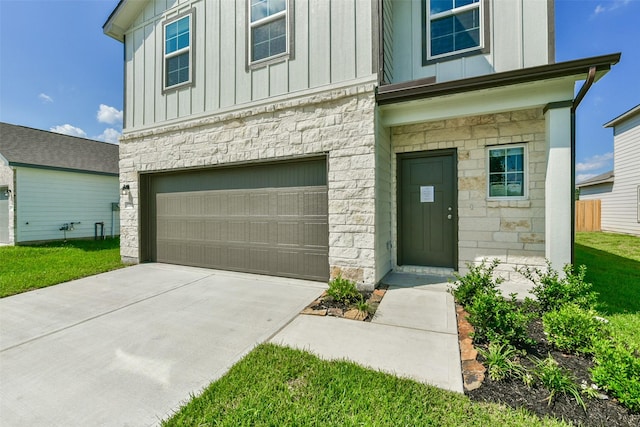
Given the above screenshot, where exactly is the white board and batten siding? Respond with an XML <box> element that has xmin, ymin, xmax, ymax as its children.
<box><xmin>15</xmin><ymin>168</ymin><xmax>120</xmax><ymax>243</ymax></box>
<box><xmin>389</xmin><ymin>0</ymin><xmax>553</xmax><ymax>84</ymax></box>
<box><xmin>124</xmin><ymin>0</ymin><xmax>376</xmax><ymax>130</ymax></box>
<box><xmin>604</xmin><ymin>114</ymin><xmax>640</xmax><ymax>236</ymax></box>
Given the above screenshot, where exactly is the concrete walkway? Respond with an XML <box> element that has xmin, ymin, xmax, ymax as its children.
<box><xmin>271</xmin><ymin>272</ymin><xmax>464</xmax><ymax>393</ymax></box>
<box><xmin>0</xmin><ymin>264</ymin><xmax>325</xmax><ymax>427</ymax></box>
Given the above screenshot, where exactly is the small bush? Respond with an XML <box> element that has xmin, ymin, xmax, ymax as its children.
<box><xmin>466</xmin><ymin>289</ymin><xmax>533</xmax><ymax>348</ymax></box>
<box><xmin>542</xmin><ymin>304</ymin><xmax>604</xmax><ymax>354</ymax></box>
<box><xmin>532</xmin><ymin>354</ymin><xmax>586</xmax><ymax>410</ymax></box>
<box><xmin>478</xmin><ymin>342</ymin><xmax>526</xmax><ymax>382</ymax></box>
<box><xmin>326</xmin><ymin>274</ymin><xmax>360</xmax><ymax>304</ymax></box>
<box><xmin>591</xmin><ymin>336</ymin><xmax>640</xmax><ymax>412</ymax></box>
<box><xmin>518</xmin><ymin>262</ymin><xmax>597</xmax><ymax>313</ymax></box>
<box><xmin>450</xmin><ymin>259</ymin><xmax>503</xmax><ymax>306</ymax></box>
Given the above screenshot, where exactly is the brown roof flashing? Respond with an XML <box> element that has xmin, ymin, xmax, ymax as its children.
<box><xmin>376</xmin><ymin>53</ymin><xmax>621</xmax><ymax>105</ymax></box>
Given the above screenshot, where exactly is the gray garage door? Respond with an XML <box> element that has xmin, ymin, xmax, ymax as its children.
<box><xmin>144</xmin><ymin>159</ymin><xmax>329</xmax><ymax>282</ymax></box>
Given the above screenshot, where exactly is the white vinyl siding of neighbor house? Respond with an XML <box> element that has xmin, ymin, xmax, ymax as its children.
<box><xmin>388</xmin><ymin>0</ymin><xmax>553</xmax><ymax>84</ymax></box>
<box><xmin>605</xmin><ymin>114</ymin><xmax>640</xmax><ymax>235</ymax></box>
<box><xmin>123</xmin><ymin>0</ymin><xmax>375</xmax><ymax>130</ymax></box>
<box><xmin>15</xmin><ymin>168</ymin><xmax>120</xmax><ymax>243</ymax></box>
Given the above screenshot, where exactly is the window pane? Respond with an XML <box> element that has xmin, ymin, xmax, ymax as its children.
<box><xmin>489</xmin><ymin>150</ymin><xmax>505</xmax><ymax>173</ymax></box>
<box><xmin>430</xmin><ymin>0</ymin><xmax>453</xmax><ymax>14</ymax></box>
<box><xmin>251</xmin><ymin>0</ymin><xmax>286</xmax><ymax>22</ymax></box>
<box><xmin>251</xmin><ymin>17</ymin><xmax>287</xmax><ymax>61</ymax></box>
<box><xmin>454</xmin><ymin>9</ymin><xmax>479</xmax><ymax>32</ymax></box>
<box><xmin>166</xmin><ymin>52</ymin><xmax>189</xmax><ymax>87</ymax></box>
<box><xmin>455</xmin><ymin>0</ymin><xmax>478</xmax><ymax>9</ymax></box>
<box><xmin>429</xmin><ymin>1</ymin><xmax>480</xmax><ymax>57</ymax></box>
<box><xmin>165</xmin><ymin>16</ymin><xmax>189</xmax><ymax>54</ymax></box>
<box><xmin>489</xmin><ymin>147</ymin><xmax>525</xmax><ymax>198</ymax></box>
<box><xmin>166</xmin><ymin>22</ymin><xmax>177</xmax><ymax>39</ymax></box>
<box><xmin>456</xmin><ymin>28</ymin><xmax>480</xmax><ymax>51</ymax></box>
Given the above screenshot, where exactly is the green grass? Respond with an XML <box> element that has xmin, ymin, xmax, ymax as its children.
<box><xmin>575</xmin><ymin>232</ymin><xmax>640</xmax><ymax>349</ymax></box>
<box><xmin>163</xmin><ymin>343</ymin><xmax>568</xmax><ymax>427</ymax></box>
<box><xmin>0</xmin><ymin>238</ymin><xmax>125</xmax><ymax>298</ymax></box>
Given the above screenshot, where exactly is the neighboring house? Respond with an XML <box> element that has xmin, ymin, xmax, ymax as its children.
<box><xmin>103</xmin><ymin>0</ymin><xmax>619</xmax><ymax>288</ymax></box>
<box><xmin>577</xmin><ymin>104</ymin><xmax>640</xmax><ymax>236</ymax></box>
<box><xmin>0</xmin><ymin>123</ymin><xmax>120</xmax><ymax>245</ymax></box>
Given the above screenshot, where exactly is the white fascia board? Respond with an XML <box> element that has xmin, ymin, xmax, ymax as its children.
<box><xmin>378</xmin><ymin>77</ymin><xmax>576</xmax><ymax>127</ymax></box>
<box><xmin>104</xmin><ymin>0</ymin><xmax>150</xmax><ymax>42</ymax></box>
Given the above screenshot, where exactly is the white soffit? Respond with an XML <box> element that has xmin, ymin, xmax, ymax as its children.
<box><xmin>378</xmin><ymin>76</ymin><xmax>577</xmax><ymax>127</ymax></box>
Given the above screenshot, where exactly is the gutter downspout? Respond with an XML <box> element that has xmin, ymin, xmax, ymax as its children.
<box><xmin>570</xmin><ymin>66</ymin><xmax>597</xmax><ymax>263</ymax></box>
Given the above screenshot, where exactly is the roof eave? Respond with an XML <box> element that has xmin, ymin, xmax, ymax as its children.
<box><xmin>103</xmin><ymin>0</ymin><xmax>149</xmax><ymax>42</ymax></box>
<box><xmin>603</xmin><ymin>104</ymin><xmax>640</xmax><ymax>128</ymax></box>
<box><xmin>376</xmin><ymin>53</ymin><xmax>621</xmax><ymax>105</ymax></box>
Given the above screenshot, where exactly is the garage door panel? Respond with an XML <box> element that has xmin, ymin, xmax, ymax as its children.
<box><xmin>156</xmin><ymin>184</ymin><xmax>328</xmax><ymax>281</ymax></box>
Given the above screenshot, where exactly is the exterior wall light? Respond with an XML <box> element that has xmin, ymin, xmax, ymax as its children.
<box><xmin>121</xmin><ymin>184</ymin><xmax>130</xmax><ymax>196</ymax></box>
<box><xmin>3</xmin><ymin>189</ymin><xmax>11</xmax><ymax>198</ymax></box>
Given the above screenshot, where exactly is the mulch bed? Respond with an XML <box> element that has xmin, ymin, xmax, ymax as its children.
<box><xmin>457</xmin><ymin>306</ymin><xmax>640</xmax><ymax>426</ymax></box>
<box><xmin>301</xmin><ymin>286</ymin><xmax>388</xmax><ymax>322</ymax></box>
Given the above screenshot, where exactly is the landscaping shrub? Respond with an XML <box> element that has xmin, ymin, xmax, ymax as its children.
<box><xmin>326</xmin><ymin>274</ymin><xmax>360</xmax><ymax>304</ymax></box>
<box><xmin>478</xmin><ymin>342</ymin><xmax>526</xmax><ymax>382</ymax></box>
<box><xmin>450</xmin><ymin>259</ymin><xmax>503</xmax><ymax>307</ymax></box>
<box><xmin>466</xmin><ymin>289</ymin><xmax>533</xmax><ymax>348</ymax></box>
<box><xmin>591</xmin><ymin>336</ymin><xmax>640</xmax><ymax>412</ymax></box>
<box><xmin>518</xmin><ymin>262</ymin><xmax>597</xmax><ymax>313</ymax></box>
<box><xmin>532</xmin><ymin>354</ymin><xmax>586</xmax><ymax>410</ymax></box>
<box><xmin>542</xmin><ymin>304</ymin><xmax>604</xmax><ymax>355</ymax></box>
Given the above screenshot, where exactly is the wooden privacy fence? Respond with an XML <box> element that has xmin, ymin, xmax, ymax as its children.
<box><xmin>575</xmin><ymin>199</ymin><xmax>601</xmax><ymax>232</ymax></box>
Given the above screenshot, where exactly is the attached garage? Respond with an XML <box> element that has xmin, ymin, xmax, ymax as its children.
<box><xmin>140</xmin><ymin>158</ymin><xmax>329</xmax><ymax>281</ymax></box>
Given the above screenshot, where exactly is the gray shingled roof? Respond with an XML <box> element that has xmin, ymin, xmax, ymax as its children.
<box><xmin>576</xmin><ymin>170</ymin><xmax>614</xmax><ymax>187</ymax></box>
<box><xmin>0</xmin><ymin>122</ymin><xmax>119</xmax><ymax>175</ymax></box>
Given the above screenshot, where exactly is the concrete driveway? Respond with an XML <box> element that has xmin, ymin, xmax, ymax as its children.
<box><xmin>0</xmin><ymin>263</ymin><xmax>325</xmax><ymax>426</ymax></box>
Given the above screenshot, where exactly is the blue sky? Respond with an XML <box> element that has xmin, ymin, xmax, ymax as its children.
<box><xmin>1</xmin><ymin>0</ymin><xmax>638</xmax><ymax>182</ymax></box>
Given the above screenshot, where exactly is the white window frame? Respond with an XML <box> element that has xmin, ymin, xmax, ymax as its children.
<box><xmin>248</xmin><ymin>0</ymin><xmax>290</xmax><ymax>67</ymax></box>
<box><xmin>163</xmin><ymin>11</ymin><xmax>193</xmax><ymax>91</ymax></box>
<box><xmin>426</xmin><ymin>0</ymin><xmax>484</xmax><ymax>61</ymax></box>
<box><xmin>486</xmin><ymin>144</ymin><xmax>528</xmax><ymax>200</ymax></box>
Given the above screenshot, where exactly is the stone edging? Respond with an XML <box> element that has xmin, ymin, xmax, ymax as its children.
<box><xmin>301</xmin><ymin>288</ymin><xmax>387</xmax><ymax>322</ymax></box>
<box><xmin>456</xmin><ymin>304</ymin><xmax>486</xmax><ymax>391</ymax></box>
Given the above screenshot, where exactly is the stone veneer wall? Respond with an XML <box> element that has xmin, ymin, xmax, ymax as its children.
<box><xmin>119</xmin><ymin>83</ymin><xmax>379</xmax><ymax>288</ymax></box>
<box><xmin>0</xmin><ymin>164</ymin><xmax>15</xmax><ymax>244</ymax></box>
<box><xmin>391</xmin><ymin>108</ymin><xmax>548</xmax><ymax>282</ymax></box>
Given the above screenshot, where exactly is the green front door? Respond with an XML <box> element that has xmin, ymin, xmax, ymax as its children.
<box><xmin>398</xmin><ymin>151</ymin><xmax>457</xmax><ymax>268</ymax></box>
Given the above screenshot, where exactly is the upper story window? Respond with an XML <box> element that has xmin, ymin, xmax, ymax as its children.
<box><xmin>164</xmin><ymin>13</ymin><xmax>192</xmax><ymax>90</ymax></box>
<box><xmin>249</xmin><ymin>0</ymin><xmax>289</xmax><ymax>65</ymax></box>
<box><xmin>488</xmin><ymin>145</ymin><xmax>527</xmax><ymax>199</ymax></box>
<box><xmin>426</xmin><ymin>0</ymin><xmax>484</xmax><ymax>61</ymax></box>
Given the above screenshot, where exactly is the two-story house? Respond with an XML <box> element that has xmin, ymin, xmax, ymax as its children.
<box><xmin>577</xmin><ymin>104</ymin><xmax>640</xmax><ymax>236</ymax></box>
<box><xmin>104</xmin><ymin>0</ymin><xmax>619</xmax><ymax>289</ymax></box>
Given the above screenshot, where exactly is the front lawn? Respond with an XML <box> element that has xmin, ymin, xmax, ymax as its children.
<box><xmin>0</xmin><ymin>238</ymin><xmax>125</xmax><ymax>298</ymax></box>
<box><xmin>164</xmin><ymin>343</ymin><xmax>567</xmax><ymax>427</ymax></box>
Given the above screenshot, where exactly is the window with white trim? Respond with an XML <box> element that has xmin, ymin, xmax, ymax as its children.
<box><xmin>249</xmin><ymin>0</ymin><xmax>288</xmax><ymax>64</ymax></box>
<box><xmin>164</xmin><ymin>13</ymin><xmax>192</xmax><ymax>89</ymax></box>
<box><xmin>488</xmin><ymin>145</ymin><xmax>527</xmax><ymax>199</ymax></box>
<box><xmin>426</xmin><ymin>0</ymin><xmax>483</xmax><ymax>60</ymax></box>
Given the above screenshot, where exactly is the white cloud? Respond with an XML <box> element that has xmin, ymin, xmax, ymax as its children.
<box><xmin>593</xmin><ymin>0</ymin><xmax>630</xmax><ymax>15</ymax></box>
<box><xmin>97</xmin><ymin>104</ymin><xmax>123</xmax><ymax>125</ymax></box>
<box><xmin>576</xmin><ymin>152</ymin><xmax>613</xmax><ymax>172</ymax></box>
<box><xmin>38</xmin><ymin>93</ymin><xmax>53</xmax><ymax>103</ymax></box>
<box><xmin>95</xmin><ymin>128</ymin><xmax>121</xmax><ymax>144</ymax></box>
<box><xmin>50</xmin><ymin>124</ymin><xmax>88</xmax><ymax>138</ymax></box>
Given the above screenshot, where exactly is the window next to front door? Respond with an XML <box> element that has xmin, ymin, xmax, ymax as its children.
<box><xmin>487</xmin><ymin>144</ymin><xmax>527</xmax><ymax>199</ymax></box>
